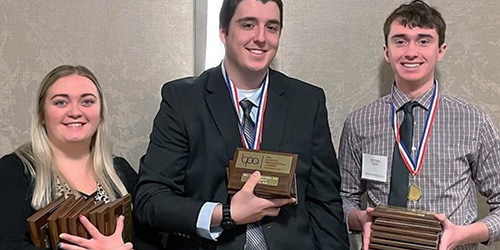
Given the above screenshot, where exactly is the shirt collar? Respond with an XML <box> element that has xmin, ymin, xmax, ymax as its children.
<box><xmin>391</xmin><ymin>80</ymin><xmax>437</xmax><ymax>111</ymax></box>
<box><xmin>237</xmin><ymin>88</ymin><xmax>262</xmax><ymax>108</ymax></box>
<box><xmin>220</xmin><ymin>60</ymin><xmax>266</xmax><ymax>109</ymax></box>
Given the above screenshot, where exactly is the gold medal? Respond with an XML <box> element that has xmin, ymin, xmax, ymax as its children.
<box><xmin>408</xmin><ymin>184</ymin><xmax>422</xmax><ymax>201</ymax></box>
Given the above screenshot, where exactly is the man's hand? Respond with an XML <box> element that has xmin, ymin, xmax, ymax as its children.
<box><xmin>230</xmin><ymin>171</ymin><xmax>296</xmax><ymax>225</ymax></box>
<box><xmin>362</xmin><ymin>207</ymin><xmax>375</xmax><ymax>250</ymax></box>
<box><xmin>434</xmin><ymin>213</ymin><xmax>489</xmax><ymax>250</ymax></box>
<box><xmin>347</xmin><ymin>207</ymin><xmax>375</xmax><ymax>250</ymax></box>
<box><xmin>435</xmin><ymin>213</ymin><xmax>470</xmax><ymax>250</ymax></box>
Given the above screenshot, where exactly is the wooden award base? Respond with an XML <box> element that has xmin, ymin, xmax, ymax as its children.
<box><xmin>369</xmin><ymin>205</ymin><xmax>442</xmax><ymax>250</ymax></box>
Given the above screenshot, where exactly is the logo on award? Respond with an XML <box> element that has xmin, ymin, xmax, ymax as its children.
<box><xmin>240</xmin><ymin>154</ymin><xmax>260</xmax><ymax>167</ymax></box>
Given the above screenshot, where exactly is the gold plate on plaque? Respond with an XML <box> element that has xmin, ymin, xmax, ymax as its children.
<box><xmin>240</xmin><ymin>173</ymin><xmax>279</xmax><ymax>186</ymax></box>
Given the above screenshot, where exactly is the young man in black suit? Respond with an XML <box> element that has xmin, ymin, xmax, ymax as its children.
<box><xmin>135</xmin><ymin>0</ymin><xmax>348</xmax><ymax>249</ymax></box>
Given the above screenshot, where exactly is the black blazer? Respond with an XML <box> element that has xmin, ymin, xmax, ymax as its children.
<box><xmin>135</xmin><ymin>66</ymin><xmax>348</xmax><ymax>249</ymax></box>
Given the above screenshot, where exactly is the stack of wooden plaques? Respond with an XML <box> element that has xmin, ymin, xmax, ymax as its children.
<box><xmin>26</xmin><ymin>194</ymin><xmax>132</xmax><ymax>249</ymax></box>
<box><xmin>369</xmin><ymin>205</ymin><xmax>442</xmax><ymax>250</ymax></box>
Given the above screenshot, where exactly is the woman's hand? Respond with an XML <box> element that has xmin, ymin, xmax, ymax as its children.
<box><xmin>58</xmin><ymin>215</ymin><xmax>133</xmax><ymax>250</ymax></box>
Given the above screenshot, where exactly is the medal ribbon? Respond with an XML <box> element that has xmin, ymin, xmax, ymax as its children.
<box><xmin>222</xmin><ymin>64</ymin><xmax>269</xmax><ymax>150</ymax></box>
<box><xmin>391</xmin><ymin>80</ymin><xmax>439</xmax><ymax>176</ymax></box>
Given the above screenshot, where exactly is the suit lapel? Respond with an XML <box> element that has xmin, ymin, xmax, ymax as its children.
<box><xmin>261</xmin><ymin>70</ymin><xmax>287</xmax><ymax>151</ymax></box>
<box><xmin>205</xmin><ymin>67</ymin><xmax>287</xmax><ymax>156</ymax></box>
<box><xmin>205</xmin><ymin>66</ymin><xmax>242</xmax><ymax>159</ymax></box>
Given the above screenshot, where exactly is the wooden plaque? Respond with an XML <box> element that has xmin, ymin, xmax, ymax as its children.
<box><xmin>369</xmin><ymin>205</ymin><xmax>442</xmax><ymax>250</ymax></box>
<box><xmin>27</xmin><ymin>194</ymin><xmax>132</xmax><ymax>247</ymax></box>
<box><xmin>26</xmin><ymin>194</ymin><xmax>65</xmax><ymax>248</ymax></box>
<box><xmin>228</xmin><ymin>148</ymin><xmax>297</xmax><ymax>199</ymax></box>
<box><xmin>47</xmin><ymin>194</ymin><xmax>76</xmax><ymax>249</ymax></box>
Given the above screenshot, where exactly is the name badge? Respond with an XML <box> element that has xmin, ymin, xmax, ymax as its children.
<box><xmin>361</xmin><ymin>153</ymin><xmax>388</xmax><ymax>183</ymax></box>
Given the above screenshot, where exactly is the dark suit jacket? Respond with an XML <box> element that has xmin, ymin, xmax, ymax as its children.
<box><xmin>135</xmin><ymin>66</ymin><xmax>348</xmax><ymax>249</ymax></box>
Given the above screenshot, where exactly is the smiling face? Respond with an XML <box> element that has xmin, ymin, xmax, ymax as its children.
<box><xmin>43</xmin><ymin>74</ymin><xmax>101</xmax><ymax>147</ymax></box>
<box><xmin>384</xmin><ymin>20</ymin><xmax>447</xmax><ymax>94</ymax></box>
<box><xmin>220</xmin><ymin>0</ymin><xmax>281</xmax><ymax>81</ymax></box>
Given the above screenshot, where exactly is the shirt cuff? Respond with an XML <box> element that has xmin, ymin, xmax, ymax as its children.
<box><xmin>345</xmin><ymin>209</ymin><xmax>354</xmax><ymax>233</ymax></box>
<box><xmin>196</xmin><ymin>202</ymin><xmax>223</xmax><ymax>240</ymax></box>
<box><xmin>345</xmin><ymin>208</ymin><xmax>363</xmax><ymax>234</ymax></box>
<box><xmin>478</xmin><ymin>216</ymin><xmax>498</xmax><ymax>245</ymax></box>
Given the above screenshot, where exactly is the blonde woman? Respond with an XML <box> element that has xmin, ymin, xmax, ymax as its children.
<box><xmin>0</xmin><ymin>65</ymin><xmax>149</xmax><ymax>249</ymax></box>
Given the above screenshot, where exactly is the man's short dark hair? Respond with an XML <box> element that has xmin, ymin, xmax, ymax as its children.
<box><xmin>219</xmin><ymin>0</ymin><xmax>283</xmax><ymax>35</ymax></box>
<box><xmin>384</xmin><ymin>0</ymin><xmax>446</xmax><ymax>46</ymax></box>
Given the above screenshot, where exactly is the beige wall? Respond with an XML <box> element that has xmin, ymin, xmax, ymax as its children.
<box><xmin>277</xmin><ymin>0</ymin><xmax>500</xmax><ymax>143</ymax></box>
<box><xmin>1</xmin><ymin>1</ymin><xmax>499</xmax><ymax>248</ymax></box>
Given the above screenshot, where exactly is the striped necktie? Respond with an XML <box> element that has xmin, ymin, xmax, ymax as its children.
<box><xmin>240</xmin><ymin>99</ymin><xmax>255</xmax><ymax>147</ymax></box>
<box><xmin>239</xmin><ymin>98</ymin><xmax>268</xmax><ymax>250</ymax></box>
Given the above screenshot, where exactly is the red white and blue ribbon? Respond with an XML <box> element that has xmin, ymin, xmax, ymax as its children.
<box><xmin>391</xmin><ymin>80</ymin><xmax>439</xmax><ymax>176</ymax></box>
<box><xmin>222</xmin><ymin>64</ymin><xmax>269</xmax><ymax>150</ymax></box>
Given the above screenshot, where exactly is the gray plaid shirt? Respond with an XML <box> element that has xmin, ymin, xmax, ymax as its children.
<box><xmin>339</xmin><ymin>83</ymin><xmax>500</xmax><ymax>249</ymax></box>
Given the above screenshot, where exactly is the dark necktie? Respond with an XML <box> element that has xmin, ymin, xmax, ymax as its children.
<box><xmin>239</xmin><ymin>99</ymin><xmax>268</xmax><ymax>250</ymax></box>
<box><xmin>240</xmin><ymin>99</ymin><xmax>255</xmax><ymax>147</ymax></box>
<box><xmin>388</xmin><ymin>101</ymin><xmax>418</xmax><ymax>207</ymax></box>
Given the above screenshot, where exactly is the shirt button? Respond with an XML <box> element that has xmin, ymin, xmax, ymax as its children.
<box><xmin>412</xmin><ymin>146</ymin><xmax>417</xmax><ymax>151</ymax></box>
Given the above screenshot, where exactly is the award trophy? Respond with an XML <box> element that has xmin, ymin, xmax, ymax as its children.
<box><xmin>369</xmin><ymin>205</ymin><xmax>442</xmax><ymax>250</ymax></box>
<box><xmin>27</xmin><ymin>194</ymin><xmax>132</xmax><ymax>249</ymax></box>
<box><xmin>26</xmin><ymin>195</ymin><xmax>65</xmax><ymax>248</ymax></box>
<box><xmin>227</xmin><ymin>148</ymin><xmax>297</xmax><ymax>199</ymax></box>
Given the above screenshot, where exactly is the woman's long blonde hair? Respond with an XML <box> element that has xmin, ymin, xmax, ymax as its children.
<box><xmin>15</xmin><ymin>65</ymin><xmax>128</xmax><ymax>209</ymax></box>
